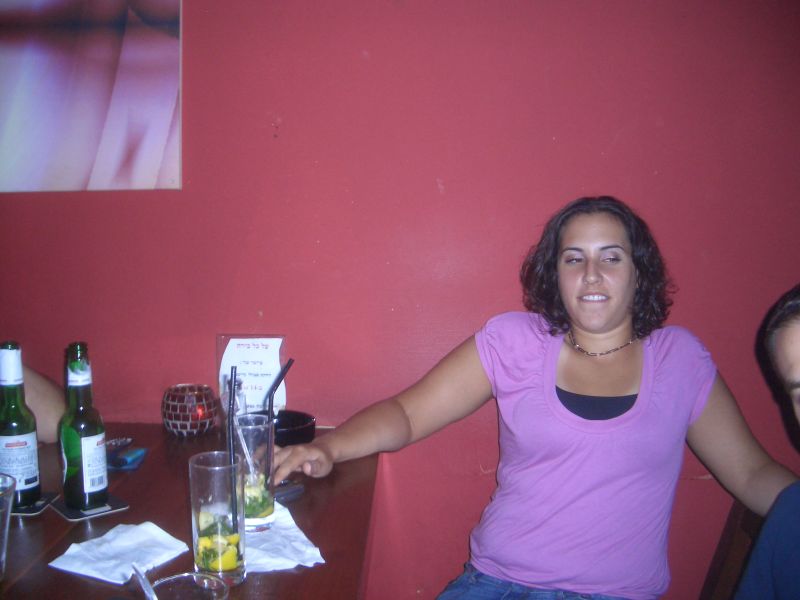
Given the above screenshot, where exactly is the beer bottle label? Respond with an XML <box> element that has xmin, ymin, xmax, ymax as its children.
<box><xmin>80</xmin><ymin>433</ymin><xmax>107</xmax><ymax>492</ymax></box>
<box><xmin>67</xmin><ymin>363</ymin><xmax>92</xmax><ymax>387</ymax></box>
<box><xmin>0</xmin><ymin>432</ymin><xmax>40</xmax><ymax>490</ymax></box>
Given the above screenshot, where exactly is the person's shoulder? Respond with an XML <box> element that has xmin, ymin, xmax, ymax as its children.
<box><xmin>476</xmin><ymin>312</ymin><xmax>552</xmax><ymax>367</ymax></box>
<box><xmin>650</xmin><ymin>324</ymin><xmax>699</xmax><ymax>341</ymax></box>
<box><xmin>646</xmin><ymin>326</ymin><xmax>717</xmax><ymax>396</ymax></box>
<box><xmin>647</xmin><ymin>324</ymin><xmax>711</xmax><ymax>358</ymax></box>
<box><xmin>484</xmin><ymin>311</ymin><xmax>547</xmax><ymax>331</ymax></box>
<box><xmin>480</xmin><ymin>311</ymin><xmax>550</xmax><ymax>344</ymax></box>
<box><xmin>767</xmin><ymin>481</ymin><xmax>800</xmax><ymax>524</ymax></box>
<box><xmin>779</xmin><ymin>480</ymin><xmax>800</xmax><ymax>503</ymax></box>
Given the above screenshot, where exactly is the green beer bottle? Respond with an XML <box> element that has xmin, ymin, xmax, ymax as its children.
<box><xmin>0</xmin><ymin>341</ymin><xmax>41</xmax><ymax>509</ymax></box>
<box><xmin>59</xmin><ymin>342</ymin><xmax>108</xmax><ymax>510</ymax></box>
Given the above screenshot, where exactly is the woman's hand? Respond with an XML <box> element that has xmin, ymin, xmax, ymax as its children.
<box><xmin>273</xmin><ymin>442</ymin><xmax>335</xmax><ymax>483</ymax></box>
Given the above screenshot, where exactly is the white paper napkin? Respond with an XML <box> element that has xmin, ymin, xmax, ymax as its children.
<box><xmin>49</xmin><ymin>521</ymin><xmax>189</xmax><ymax>584</ymax></box>
<box><xmin>245</xmin><ymin>501</ymin><xmax>324</xmax><ymax>571</ymax></box>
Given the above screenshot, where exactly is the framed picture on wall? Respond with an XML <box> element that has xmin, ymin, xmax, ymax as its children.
<box><xmin>0</xmin><ymin>0</ymin><xmax>181</xmax><ymax>192</ymax></box>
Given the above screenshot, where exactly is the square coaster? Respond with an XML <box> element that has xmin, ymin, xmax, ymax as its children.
<box><xmin>11</xmin><ymin>491</ymin><xmax>59</xmax><ymax>517</ymax></box>
<box><xmin>50</xmin><ymin>494</ymin><xmax>129</xmax><ymax>522</ymax></box>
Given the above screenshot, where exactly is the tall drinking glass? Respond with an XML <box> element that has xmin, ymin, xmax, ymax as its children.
<box><xmin>0</xmin><ymin>473</ymin><xmax>16</xmax><ymax>581</ymax></box>
<box><xmin>234</xmin><ymin>414</ymin><xmax>275</xmax><ymax>531</ymax></box>
<box><xmin>189</xmin><ymin>452</ymin><xmax>245</xmax><ymax>586</ymax></box>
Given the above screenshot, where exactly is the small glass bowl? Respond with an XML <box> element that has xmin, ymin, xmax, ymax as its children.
<box><xmin>152</xmin><ymin>572</ymin><xmax>229</xmax><ymax>599</ymax></box>
<box><xmin>161</xmin><ymin>383</ymin><xmax>218</xmax><ymax>436</ymax></box>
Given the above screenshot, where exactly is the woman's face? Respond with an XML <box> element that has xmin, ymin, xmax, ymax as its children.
<box><xmin>557</xmin><ymin>212</ymin><xmax>637</xmax><ymax>338</ymax></box>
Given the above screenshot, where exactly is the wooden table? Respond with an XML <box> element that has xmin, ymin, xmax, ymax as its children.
<box><xmin>0</xmin><ymin>423</ymin><xmax>378</xmax><ymax>599</ymax></box>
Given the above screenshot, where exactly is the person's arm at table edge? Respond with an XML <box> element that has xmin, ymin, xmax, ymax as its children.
<box><xmin>273</xmin><ymin>336</ymin><xmax>493</xmax><ymax>482</ymax></box>
<box><xmin>687</xmin><ymin>373</ymin><xmax>798</xmax><ymax>517</ymax></box>
<box><xmin>23</xmin><ymin>366</ymin><xmax>66</xmax><ymax>444</ymax></box>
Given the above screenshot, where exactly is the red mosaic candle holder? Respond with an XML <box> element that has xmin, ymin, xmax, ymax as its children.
<box><xmin>161</xmin><ymin>383</ymin><xmax>218</xmax><ymax>436</ymax></box>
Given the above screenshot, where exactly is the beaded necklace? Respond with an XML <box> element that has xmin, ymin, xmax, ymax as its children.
<box><xmin>567</xmin><ymin>330</ymin><xmax>637</xmax><ymax>357</ymax></box>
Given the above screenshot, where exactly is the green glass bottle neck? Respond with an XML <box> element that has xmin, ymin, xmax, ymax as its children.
<box><xmin>66</xmin><ymin>384</ymin><xmax>94</xmax><ymax>411</ymax></box>
<box><xmin>0</xmin><ymin>385</ymin><xmax>35</xmax><ymax>433</ymax></box>
<box><xmin>0</xmin><ymin>384</ymin><xmax>27</xmax><ymax>415</ymax></box>
<box><xmin>0</xmin><ymin>384</ymin><xmax>25</xmax><ymax>403</ymax></box>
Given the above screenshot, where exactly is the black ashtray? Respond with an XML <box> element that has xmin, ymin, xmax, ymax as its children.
<box><xmin>252</xmin><ymin>409</ymin><xmax>316</xmax><ymax>446</ymax></box>
<box><xmin>276</xmin><ymin>409</ymin><xmax>316</xmax><ymax>446</ymax></box>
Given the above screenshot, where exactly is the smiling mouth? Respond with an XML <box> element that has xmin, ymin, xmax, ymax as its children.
<box><xmin>580</xmin><ymin>294</ymin><xmax>608</xmax><ymax>302</ymax></box>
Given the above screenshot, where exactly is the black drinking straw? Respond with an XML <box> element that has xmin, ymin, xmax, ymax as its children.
<box><xmin>227</xmin><ymin>365</ymin><xmax>239</xmax><ymax>533</ymax></box>
<box><xmin>262</xmin><ymin>358</ymin><xmax>295</xmax><ymax>420</ymax></box>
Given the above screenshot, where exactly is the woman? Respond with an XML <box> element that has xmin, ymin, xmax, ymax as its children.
<box><xmin>273</xmin><ymin>197</ymin><xmax>797</xmax><ymax>599</ymax></box>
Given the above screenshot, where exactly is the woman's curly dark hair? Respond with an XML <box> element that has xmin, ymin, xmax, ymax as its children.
<box><xmin>520</xmin><ymin>196</ymin><xmax>674</xmax><ymax>339</ymax></box>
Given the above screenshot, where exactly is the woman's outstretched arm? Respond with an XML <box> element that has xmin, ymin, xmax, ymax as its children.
<box><xmin>273</xmin><ymin>336</ymin><xmax>492</xmax><ymax>482</ymax></box>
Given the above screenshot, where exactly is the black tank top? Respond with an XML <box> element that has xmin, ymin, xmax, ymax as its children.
<box><xmin>556</xmin><ymin>386</ymin><xmax>637</xmax><ymax>420</ymax></box>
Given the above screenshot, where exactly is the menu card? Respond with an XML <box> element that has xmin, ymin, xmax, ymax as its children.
<box><xmin>217</xmin><ymin>334</ymin><xmax>287</xmax><ymax>415</ymax></box>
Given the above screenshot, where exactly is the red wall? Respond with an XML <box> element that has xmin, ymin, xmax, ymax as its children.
<box><xmin>2</xmin><ymin>2</ymin><xmax>800</xmax><ymax>598</ymax></box>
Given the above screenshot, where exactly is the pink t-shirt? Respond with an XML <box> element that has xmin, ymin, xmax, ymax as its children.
<box><xmin>470</xmin><ymin>312</ymin><xmax>716</xmax><ymax>599</ymax></box>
